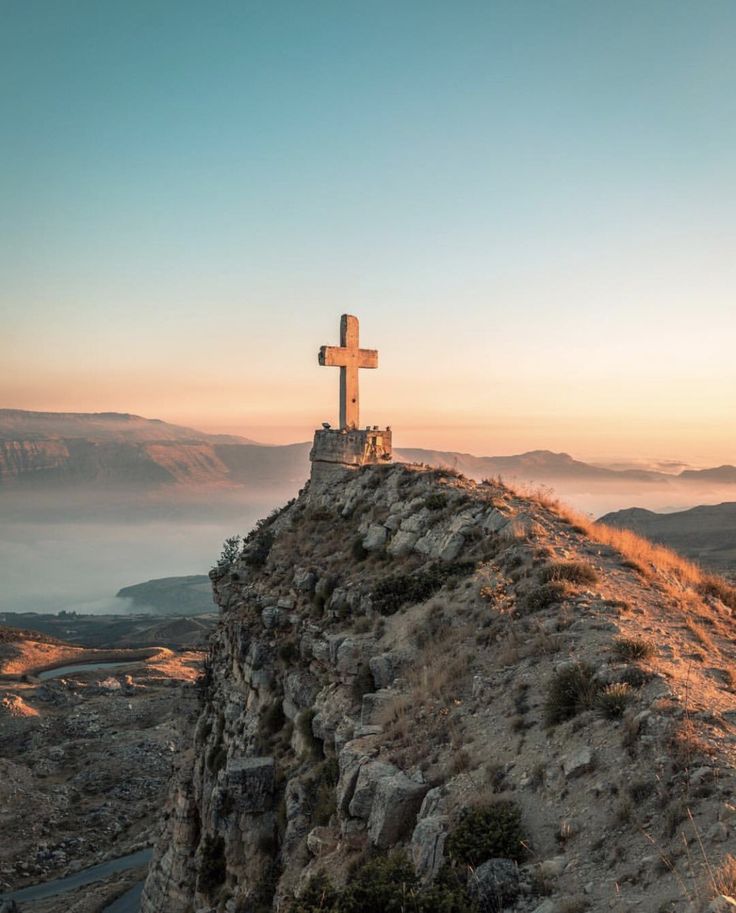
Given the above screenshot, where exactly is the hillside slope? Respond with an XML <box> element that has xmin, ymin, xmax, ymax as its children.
<box><xmin>142</xmin><ymin>464</ymin><xmax>736</xmax><ymax>913</ymax></box>
<box><xmin>601</xmin><ymin>502</ymin><xmax>736</xmax><ymax>577</ymax></box>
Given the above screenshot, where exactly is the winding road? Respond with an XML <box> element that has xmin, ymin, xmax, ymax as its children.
<box><xmin>0</xmin><ymin>848</ymin><xmax>152</xmax><ymax>907</ymax></box>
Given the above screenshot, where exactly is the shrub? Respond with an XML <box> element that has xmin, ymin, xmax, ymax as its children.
<box><xmin>597</xmin><ymin>683</ymin><xmax>633</xmax><ymax>719</ymax></box>
<box><xmin>292</xmin><ymin>855</ymin><xmax>475</xmax><ymax>913</ymax></box>
<box><xmin>544</xmin><ymin>662</ymin><xmax>600</xmax><ymax>725</ymax></box>
<box><xmin>523</xmin><ymin>581</ymin><xmax>570</xmax><ymax>612</ymax></box>
<box><xmin>699</xmin><ymin>576</ymin><xmax>736</xmax><ymax>611</ymax></box>
<box><xmin>539</xmin><ymin>561</ymin><xmax>598</xmax><ymax>586</ymax></box>
<box><xmin>352</xmin><ymin>537</ymin><xmax>369</xmax><ymax>561</ymax></box>
<box><xmin>446</xmin><ymin>800</ymin><xmax>526</xmax><ymax>866</ymax></box>
<box><xmin>197</xmin><ymin>833</ymin><xmax>226</xmax><ymax>897</ymax></box>
<box><xmin>612</xmin><ymin>637</ymin><xmax>654</xmax><ymax>662</ymax></box>
<box><xmin>260</xmin><ymin>700</ymin><xmax>286</xmax><ymax>736</ymax></box>
<box><xmin>206</xmin><ymin>743</ymin><xmax>227</xmax><ymax>773</ymax></box>
<box><xmin>244</xmin><ymin>529</ymin><xmax>274</xmax><ymax>568</ymax></box>
<box><xmin>712</xmin><ymin>854</ymin><xmax>736</xmax><ymax>898</ymax></box>
<box><xmin>425</xmin><ymin>493</ymin><xmax>448</xmax><ymax>511</ymax></box>
<box><xmin>296</xmin><ymin>708</ymin><xmax>322</xmax><ymax>758</ymax></box>
<box><xmin>372</xmin><ymin>561</ymin><xmax>475</xmax><ymax>615</ymax></box>
<box><xmin>292</xmin><ymin>872</ymin><xmax>338</xmax><ymax>913</ymax></box>
<box><xmin>309</xmin><ymin>758</ymin><xmax>339</xmax><ymax>826</ymax></box>
<box><xmin>278</xmin><ymin>639</ymin><xmax>299</xmax><ymax>663</ymax></box>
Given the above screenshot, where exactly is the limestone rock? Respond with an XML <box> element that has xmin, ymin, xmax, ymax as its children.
<box><xmin>369</xmin><ymin>650</ymin><xmax>412</xmax><ymax>689</ymax></box>
<box><xmin>387</xmin><ymin>529</ymin><xmax>418</xmax><ymax>557</ymax></box>
<box><xmin>348</xmin><ymin>760</ymin><xmax>398</xmax><ymax>819</ymax></box>
<box><xmin>411</xmin><ymin>814</ymin><xmax>448</xmax><ymax>882</ymax></box>
<box><xmin>367</xmin><ymin>771</ymin><xmax>428</xmax><ymax>848</ymax></box>
<box><xmin>362</xmin><ymin>524</ymin><xmax>387</xmax><ymax>551</ymax></box>
<box><xmin>360</xmin><ymin>690</ymin><xmax>394</xmax><ymax>726</ymax></box>
<box><xmin>562</xmin><ymin>747</ymin><xmax>594</xmax><ymax>779</ymax></box>
<box><xmin>467</xmin><ymin>858</ymin><xmax>519</xmax><ymax>912</ymax></box>
<box><xmin>306</xmin><ymin>826</ymin><xmax>338</xmax><ymax>857</ymax></box>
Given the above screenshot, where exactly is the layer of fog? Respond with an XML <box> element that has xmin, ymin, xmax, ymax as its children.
<box><xmin>3</xmin><ymin>475</ymin><xmax>735</xmax><ymax>616</ymax></box>
<box><xmin>0</xmin><ymin>486</ymin><xmax>297</xmax><ymax>615</ymax></box>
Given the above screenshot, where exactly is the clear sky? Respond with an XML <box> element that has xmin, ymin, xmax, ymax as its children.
<box><xmin>2</xmin><ymin>1</ymin><xmax>734</xmax><ymax>464</ymax></box>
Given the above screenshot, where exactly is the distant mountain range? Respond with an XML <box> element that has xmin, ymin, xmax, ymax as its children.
<box><xmin>1</xmin><ymin>409</ymin><xmax>734</xmax><ymax>493</ymax></box>
<box><xmin>0</xmin><ymin>409</ymin><xmax>307</xmax><ymax>487</ymax></box>
<box><xmin>600</xmin><ymin>502</ymin><xmax>736</xmax><ymax>576</ymax></box>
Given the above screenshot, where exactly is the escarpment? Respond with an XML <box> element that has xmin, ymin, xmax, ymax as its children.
<box><xmin>142</xmin><ymin>464</ymin><xmax>736</xmax><ymax>913</ymax></box>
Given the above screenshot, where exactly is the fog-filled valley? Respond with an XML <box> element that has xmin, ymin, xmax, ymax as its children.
<box><xmin>0</xmin><ymin>485</ymin><xmax>299</xmax><ymax>613</ymax></box>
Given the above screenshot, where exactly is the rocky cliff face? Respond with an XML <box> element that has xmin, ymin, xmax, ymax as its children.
<box><xmin>141</xmin><ymin>463</ymin><xmax>736</xmax><ymax>913</ymax></box>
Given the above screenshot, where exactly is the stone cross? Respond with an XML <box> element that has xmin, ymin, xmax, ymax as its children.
<box><xmin>319</xmin><ymin>314</ymin><xmax>378</xmax><ymax>430</ymax></box>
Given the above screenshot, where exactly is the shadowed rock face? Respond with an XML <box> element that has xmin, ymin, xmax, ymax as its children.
<box><xmin>142</xmin><ymin>463</ymin><xmax>736</xmax><ymax>913</ymax></box>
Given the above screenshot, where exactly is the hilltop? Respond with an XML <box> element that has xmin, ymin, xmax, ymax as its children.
<box><xmin>142</xmin><ymin>463</ymin><xmax>736</xmax><ymax>913</ymax></box>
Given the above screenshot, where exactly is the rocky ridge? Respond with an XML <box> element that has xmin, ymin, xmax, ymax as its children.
<box><xmin>142</xmin><ymin>463</ymin><xmax>736</xmax><ymax>913</ymax></box>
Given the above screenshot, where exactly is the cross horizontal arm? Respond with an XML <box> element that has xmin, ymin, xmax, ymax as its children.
<box><xmin>319</xmin><ymin>346</ymin><xmax>378</xmax><ymax>369</ymax></box>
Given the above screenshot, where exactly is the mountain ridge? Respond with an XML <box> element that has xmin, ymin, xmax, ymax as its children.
<box><xmin>2</xmin><ymin>410</ymin><xmax>734</xmax><ymax>492</ymax></box>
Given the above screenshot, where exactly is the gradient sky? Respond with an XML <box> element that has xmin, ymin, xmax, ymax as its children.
<box><xmin>2</xmin><ymin>1</ymin><xmax>735</xmax><ymax>464</ymax></box>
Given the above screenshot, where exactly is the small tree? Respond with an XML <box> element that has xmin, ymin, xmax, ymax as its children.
<box><xmin>217</xmin><ymin>535</ymin><xmax>243</xmax><ymax>567</ymax></box>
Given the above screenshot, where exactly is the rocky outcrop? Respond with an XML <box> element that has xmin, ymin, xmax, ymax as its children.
<box><xmin>142</xmin><ymin>462</ymin><xmax>736</xmax><ymax>913</ymax></box>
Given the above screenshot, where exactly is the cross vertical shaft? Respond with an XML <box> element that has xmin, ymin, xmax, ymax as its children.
<box><xmin>319</xmin><ymin>314</ymin><xmax>378</xmax><ymax>429</ymax></box>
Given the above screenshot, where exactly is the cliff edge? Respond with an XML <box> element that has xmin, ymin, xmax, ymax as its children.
<box><xmin>142</xmin><ymin>463</ymin><xmax>736</xmax><ymax>913</ymax></box>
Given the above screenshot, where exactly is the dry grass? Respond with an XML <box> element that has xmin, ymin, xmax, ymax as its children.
<box><xmin>502</xmin><ymin>480</ymin><xmax>736</xmax><ymax>612</ymax></box>
<box><xmin>711</xmin><ymin>854</ymin><xmax>736</xmax><ymax>898</ymax></box>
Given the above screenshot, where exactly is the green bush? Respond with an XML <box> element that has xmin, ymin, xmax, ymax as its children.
<box><xmin>425</xmin><ymin>493</ymin><xmax>449</xmax><ymax>511</ymax></box>
<box><xmin>539</xmin><ymin>561</ymin><xmax>598</xmax><ymax>586</ymax></box>
<box><xmin>291</xmin><ymin>855</ymin><xmax>475</xmax><ymax>913</ymax></box>
<box><xmin>446</xmin><ymin>800</ymin><xmax>526</xmax><ymax>866</ymax></box>
<box><xmin>292</xmin><ymin>872</ymin><xmax>338</xmax><ymax>913</ymax></box>
<box><xmin>544</xmin><ymin>662</ymin><xmax>600</xmax><ymax>725</ymax></box>
<box><xmin>244</xmin><ymin>529</ymin><xmax>274</xmax><ymax>568</ymax></box>
<box><xmin>372</xmin><ymin>561</ymin><xmax>475</xmax><ymax>615</ymax></box>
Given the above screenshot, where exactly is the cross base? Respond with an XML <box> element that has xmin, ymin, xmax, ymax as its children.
<box><xmin>309</xmin><ymin>426</ymin><xmax>392</xmax><ymax>488</ymax></box>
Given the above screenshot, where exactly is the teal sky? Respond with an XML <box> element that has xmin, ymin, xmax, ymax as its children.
<box><xmin>2</xmin><ymin>1</ymin><xmax>735</xmax><ymax>462</ymax></box>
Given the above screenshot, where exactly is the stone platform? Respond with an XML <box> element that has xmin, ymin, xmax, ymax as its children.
<box><xmin>309</xmin><ymin>427</ymin><xmax>392</xmax><ymax>487</ymax></box>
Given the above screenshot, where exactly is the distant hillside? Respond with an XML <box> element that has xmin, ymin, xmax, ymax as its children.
<box><xmin>117</xmin><ymin>575</ymin><xmax>215</xmax><ymax>615</ymax></box>
<box><xmin>1</xmin><ymin>412</ymin><xmax>734</xmax><ymax>509</ymax></box>
<box><xmin>0</xmin><ymin>409</ymin><xmax>308</xmax><ymax>488</ymax></box>
<box><xmin>600</xmin><ymin>501</ymin><xmax>736</xmax><ymax>575</ymax></box>
<box><xmin>394</xmin><ymin>447</ymin><xmax>667</xmax><ymax>482</ymax></box>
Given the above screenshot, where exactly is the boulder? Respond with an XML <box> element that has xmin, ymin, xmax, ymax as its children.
<box><xmin>360</xmin><ymin>690</ymin><xmax>395</xmax><ymax>726</ymax></box>
<box><xmin>411</xmin><ymin>814</ymin><xmax>448</xmax><ymax>882</ymax></box>
<box><xmin>482</xmin><ymin>508</ymin><xmax>509</xmax><ymax>533</ymax></box>
<box><xmin>467</xmin><ymin>858</ymin><xmax>519</xmax><ymax>912</ymax></box>
<box><xmin>293</xmin><ymin>567</ymin><xmax>317</xmax><ymax>593</ymax></box>
<box><xmin>306</xmin><ymin>825</ymin><xmax>339</xmax><ymax>857</ymax></box>
<box><xmin>438</xmin><ymin>532</ymin><xmax>465</xmax><ymax>562</ymax></box>
<box><xmin>387</xmin><ymin>530</ymin><xmax>419</xmax><ymax>557</ymax></box>
<box><xmin>367</xmin><ymin>771</ymin><xmax>429</xmax><ymax>848</ymax></box>
<box><xmin>348</xmin><ymin>760</ymin><xmax>399</xmax><ymax>819</ymax></box>
<box><xmin>362</xmin><ymin>524</ymin><xmax>388</xmax><ymax>551</ymax></box>
<box><xmin>562</xmin><ymin>747</ymin><xmax>594</xmax><ymax>779</ymax></box>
